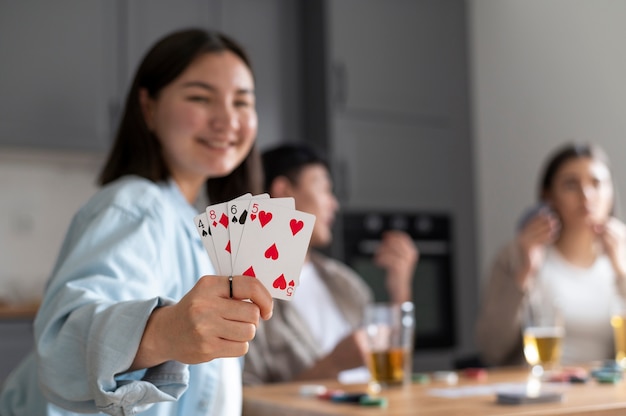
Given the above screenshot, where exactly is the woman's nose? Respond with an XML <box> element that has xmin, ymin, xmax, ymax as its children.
<box><xmin>210</xmin><ymin>103</ymin><xmax>238</xmax><ymax>131</ymax></box>
<box><xmin>581</xmin><ymin>185</ymin><xmax>596</xmax><ymax>201</ymax></box>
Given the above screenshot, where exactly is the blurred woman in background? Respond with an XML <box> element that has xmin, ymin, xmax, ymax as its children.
<box><xmin>476</xmin><ymin>142</ymin><xmax>626</xmax><ymax>367</ymax></box>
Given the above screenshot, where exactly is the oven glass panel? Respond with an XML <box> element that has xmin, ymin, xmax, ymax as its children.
<box><xmin>341</xmin><ymin>212</ymin><xmax>455</xmax><ymax>350</ymax></box>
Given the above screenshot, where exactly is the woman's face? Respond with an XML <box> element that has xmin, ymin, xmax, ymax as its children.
<box><xmin>141</xmin><ymin>50</ymin><xmax>257</xmax><ymax>187</ymax></box>
<box><xmin>547</xmin><ymin>156</ymin><xmax>614</xmax><ymax>228</ymax></box>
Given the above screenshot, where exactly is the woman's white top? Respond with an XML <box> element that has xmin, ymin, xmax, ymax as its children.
<box><xmin>531</xmin><ymin>246</ymin><xmax>618</xmax><ymax>365</ymax></box>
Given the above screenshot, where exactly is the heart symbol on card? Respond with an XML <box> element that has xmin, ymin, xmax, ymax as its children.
<box><xmin>288</xmin><ymin>280</ymin><xmax>295</xmax><ymax>287</ymax></box>
<box><xmin>250</xmin><ymin>213</ymin><xmax>257</xmax><ymax>221</ymax></box>
<box><xmin>265</xmin><ymin>243</ymin><xmax>279</xmax><ymax>260</ymax></box>
<box><xmin>290</xmin><ymin>219</ymin><xmax>304</xmax><ymax>235</ymax></box>
<box><xmin>225</xmin><ymin>241</ymin><xmax>231</xmax><ymax>253</ymax></box>
<box><xmin>259</xmin><ymin>211</ymin><xmax>273</xmax><ymax>228</ymax></box>
<box><xmin>219</xmin><ymin>213</ymin><xmax>229</xmax><ymax>228</ymax></box>
<box><xmin>273</xmin><ymin>274</ymin><xmax>287</xmax><ymax>290</ymax></box>
<box><xmin>243</xmin><ymin>266</ymin><xmax>256</xmax><ymax>277</ymax></box>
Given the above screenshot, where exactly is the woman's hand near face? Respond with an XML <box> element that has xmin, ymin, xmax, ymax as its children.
<box><xmin>515</xmin><ymin>210</ymin><xmax>559</xmax><ymax>290</ymax></box>
<box><xmin>374</xmin><ymin>230</ymin><xmax>419</xmax><ymax>303</ymax></box>
<box><xmin>131</xmin><ymin>275</ymin><xmax>273</xmax><ymax>370</ymax></box>
<box><xmin>594</xmin><ymin>217</ymin><xmax>626</xmax><ymax>279</ymax></box>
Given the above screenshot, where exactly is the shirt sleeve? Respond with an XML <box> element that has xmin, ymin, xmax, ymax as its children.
<box><xmin>474</xmin><ymin>242</ymin><xmax>527</xmax><ymax>366</ymax></box>
<box><xmin>34</xmin><ymin>186</ymin><xmax>189</xmax><ymax>414</ymax></box>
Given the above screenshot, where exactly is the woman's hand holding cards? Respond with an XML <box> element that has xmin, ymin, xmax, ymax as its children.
<box><xmin>131</xmin><ymin>274</ymin><xmax>273</xmax><ymax>369</ymax></box>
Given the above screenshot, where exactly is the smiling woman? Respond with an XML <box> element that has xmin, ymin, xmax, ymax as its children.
<box><xmin>0</xmin><ymin>28</ymin><xmax>273</xmax><ymax>416</ymax></box>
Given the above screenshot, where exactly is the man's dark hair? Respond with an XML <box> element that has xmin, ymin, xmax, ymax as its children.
<box><xmin>261</xmin><ymin>143</ymin><xmax>330</xmax><ymax>192</ymax></box>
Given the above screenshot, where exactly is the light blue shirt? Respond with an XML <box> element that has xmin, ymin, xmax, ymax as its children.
<box><xmin>0</xmin><ymin>176</ymin><xmax>237</xmax><ymax>415</ymax></box>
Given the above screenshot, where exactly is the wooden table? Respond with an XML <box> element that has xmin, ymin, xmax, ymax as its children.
<box><xmin>243</xmin><ymin>367</ymin><xmax>626</xmax><ymax>416</ymax></box>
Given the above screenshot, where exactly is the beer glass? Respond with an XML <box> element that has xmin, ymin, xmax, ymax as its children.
<box><xmin>610</xmin><ymin>297</ymin><xmax>626</xmax><ymax>368</ymax></box>
<box><xmin>522</xmin><ymin>297</ymin><xmax>564</xmax><ymax>377</ymax></box>
<box><xmin>364</xmin><ymin>301</ymin><xmax>415</xmax><ymax>388</ymax></box>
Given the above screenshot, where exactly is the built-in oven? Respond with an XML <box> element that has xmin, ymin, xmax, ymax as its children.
<box><xmin>339</xmin><ymin>211</ymin><xmax>455</xmax><ymax>350</ymax></box>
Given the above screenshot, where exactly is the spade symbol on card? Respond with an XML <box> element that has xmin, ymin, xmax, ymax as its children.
<box><xmin>273</xmin><ymin>274</ymin><xmax>287</xmax><ymax>290</ymax></box>
<box><xmin>202</xmin><ymin>230</ymin><xmax>208</xmax><ymax>237</ymax></box>
<box><xmin>232</xmin><ymin>210</ymin><xmax>248</xmax><ymax>224</ymax></box>
<box><xmin>265</xmin><ymin>243</ymin><xmax>279</xmax><ymax>260</ymax></box>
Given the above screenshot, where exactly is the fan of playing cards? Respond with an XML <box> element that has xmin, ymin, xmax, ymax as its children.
<box><xmin>194</xmin><ymin>193</ymin><xmax>316</xmax><ymax>301</ymax></box>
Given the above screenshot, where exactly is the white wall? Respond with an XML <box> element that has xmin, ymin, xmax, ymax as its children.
<box><xmin>469</xmin><ymin>0</ymin><xmax>626</xmax><ymax>287</ymax></box>
<box><xmin>0</xmin><ymin>148</ymin><xmax>101</xmax><ymax>303</ymax></box>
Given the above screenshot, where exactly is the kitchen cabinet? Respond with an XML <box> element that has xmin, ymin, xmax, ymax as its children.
<box><xmin>0</xmin><ymin>1</ymin><xmax>118</xmax><ymax>151</ymax></box>
<box><xmin>0</xmin><ymin>0</ymin><xmax>217</xmax><ymax>152</ymax></box>
<box><xmin>0</xmin><ymin>303</ymin><xmax>38</xmax><ymax>383</ymax></box>
<box><xmin>325</xmin><ymin>0</ymin><xmax>471</xmax><ymax>211</ymax></box>
<box><xmin>327</xmin><ymin>0</ymin><xmax>463</xmax><ymax>121</ymax></box>
<box><xmin>0</xmin><ymin>0</ymin><xmax>300</xmax><ymax>152</ymax></box>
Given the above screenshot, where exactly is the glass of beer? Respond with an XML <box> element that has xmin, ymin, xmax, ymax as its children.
<box><xmin>364</xmin><ymin>302</ymin><xmax>415</xmax><ymax>388</ymax></box>
<box><xmin>522</xmin><ymin>299</ymin><xmax>564</xmax><ymax>377</ymax></box>
<box><xmin>610</xmin><ymin>298</ymin><xmax>626</xmax><ymax>368</ymax></box>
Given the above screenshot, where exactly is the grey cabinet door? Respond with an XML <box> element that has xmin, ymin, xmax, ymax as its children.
<box><xmin>327</xmin><ymin>0</ymin><xmax>467</xmax><ymax>123</ymax></box>
<box><xmin>0</xmin><ymin>1</ymin><xmax>118</xmax><ymax>151</ymax></box>
<box><xmin>0</xmin><ymin>0</ymin><xmax>299</xmax><ymax>152</ymax></box>
<box><xmin>0</xmin><ymin>319</ymin><xmax>34</xmax><ymax>383</ymax></box>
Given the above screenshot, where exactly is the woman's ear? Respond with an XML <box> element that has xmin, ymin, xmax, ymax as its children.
<box><xmin>139</xmin><ymin>88</ymin><xmax>155</xmax><ymax>131</ymax></box>
<box><xmin>269</xmin><ymin>176</ymin><xmax>294</xmax><ymax>198</ymax></box>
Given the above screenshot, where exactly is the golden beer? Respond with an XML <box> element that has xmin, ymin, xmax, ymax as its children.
<box><xmin>523</xmin><ymin>327</ymin><xmax>564</xmax><ymax>367</ymax></box>
<box><xmin>610</xmin><ymin>315</ymin><xmax>626</xmax><ymax>367</ymax></box>
<box><xmin>368</xmin><ymin>347</ymin><xmax>407</xmax><ymax>385</ymax></box>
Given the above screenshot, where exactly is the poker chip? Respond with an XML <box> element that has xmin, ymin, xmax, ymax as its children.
<box><xmin>433</xmin><ymin>371</ymin><xmax>459</xmax><ymax>385</ymax></box>
<box><xmin>590</xmin><ymin>361</ymin><xmax>623</xmax><ymax>384</ymax></box>
<box><xmin>316</xmin><ymin>389</ymin><xmax>345</xmax><ymax>400</ymax></box>
<box><xmin>412</xmin><ymin>372</ymin><xmax>431</xmax><ymax>384</ymax></box>
<box><xmin>358</xmin><ymin>395</ymin><xmax>388</xmax><ymax>407</ymax></box>
<box><xmin>299</xmin><ymin>384</ymin><xmax>327</xmax><ymax>397</ymax></box>
<box><xmin>595</xmin><ymin>373</ymin><xmax>622</xmax><ymax>384</ymax></box>
<box><xmin>462</xmin><ymin>368</ymin><xmax>488</xmax><ymax>381</ymax></box>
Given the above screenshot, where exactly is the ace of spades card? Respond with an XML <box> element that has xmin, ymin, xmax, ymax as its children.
<box><xmin>232</xmin><ymin>199</ymin><xmax>315</xmax><ymax>300</ymax></box>
<box><xmin>194</xmin><ymin>212</ymin><xmax>219</xmax><ymax>272</ymax></box>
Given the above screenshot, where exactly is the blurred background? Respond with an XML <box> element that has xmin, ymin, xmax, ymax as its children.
<box><xmin>1</xmin><ymin>0</ymin><xmax>626</xmax><ymax>375</ymax></box>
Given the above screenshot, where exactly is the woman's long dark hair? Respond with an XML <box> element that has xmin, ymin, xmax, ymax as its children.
<box><xmin>98</xmin><ymin>28</ymin><xmax>263</xmax><ymax>203</ymax></box>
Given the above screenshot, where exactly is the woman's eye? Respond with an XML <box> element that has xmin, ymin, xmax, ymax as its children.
<box><xmin>188</xmin><ymin>95</ymin><xmax>210</xmax><ymax>103</ymax></box>
<box><xmin>234</xmin><ymin>100</ymin><xmax>252</xmax><ymax>108</ymax></box>
<box><xmin>563</xmin><ymin>180</ymin><xmax>578</xmax><ymax>190</ymax></box>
